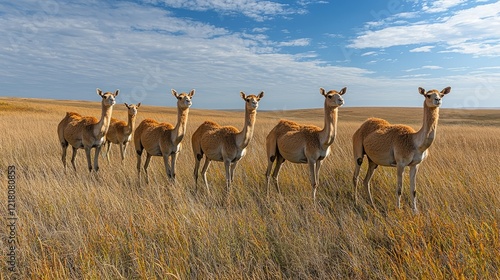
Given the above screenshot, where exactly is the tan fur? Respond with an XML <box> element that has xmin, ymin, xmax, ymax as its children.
<box><xmin>265</xmin><ymin>87</ymin><xmax>347</xmax><ymax>203</ymax></box>
<box><xmin>57</xmin><ymin>88</ymin><xmax>119</xmax><ymax>172</ymax></box>
<box><xmin>103</xmin><ymin>103</ymin><xmax>141</xmax><ymax>161</ymax></box>
<box><xmin>134</xmin><ymin>89</ymin><xmax>194</xmax><ymax>184</ymax></box>
<box><xmin>352</xmin><ymin>86</ymin><xmax>451</xmax><ymax>213</ymax></box>
<box><xmin>192</xmin><ymin>91</ymin><xmax>264</xmax><ymax>196</ymax></box>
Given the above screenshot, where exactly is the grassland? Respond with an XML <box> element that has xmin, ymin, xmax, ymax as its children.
<box><xmin>0</xmin><ymin>97</ymin><xmax>499</xmax><ymax>279</ymax></box>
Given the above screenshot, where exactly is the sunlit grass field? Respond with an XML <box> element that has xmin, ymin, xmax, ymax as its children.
<box><xmin>1</xmin><ymin>97</ymin><xmax>499</xmax><ymax>279</ymax></box>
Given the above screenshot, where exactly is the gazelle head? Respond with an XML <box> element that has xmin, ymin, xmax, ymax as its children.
<box><xmin>241</xmin><ymin>91</ymin><xmax>264</xmax><ymax>110</ymax></box>
<box><xmin>320</xmin><ymin>87</ymin><xmax>347</xmax><ymax>108</ymax></box>
<box><xmin>124</xmin><ymin>102</ymin><xmax>141</xmax><ymax>116</ymax></box>
<box><xmin>419</xmin><ymin>86</ymin><xmax>451</xmax><ymax>108</ymax></box>
<box><xmin>172</xmin><ymin>89</ymin><xmax>195</xmax><ymax>109</ymax></box>
<box><xmin>97</xmin><ymin>88</ymin><xmax>119</xmax><ymax>107</ymax></box>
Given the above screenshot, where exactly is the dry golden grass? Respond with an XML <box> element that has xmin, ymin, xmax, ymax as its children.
<box><xmin>1</xmin><ymin>97</ymin><xmax>499</xmax><ymax>279</ymax></box>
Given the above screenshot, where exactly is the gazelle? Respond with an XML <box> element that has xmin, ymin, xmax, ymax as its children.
<box><xmin>265</xmin><ymin>87</ymin><xmax>346</xmax><ymax>203</ymax></box>
<box><xmin>57</xmin><ymin>88</ymin><xmax>119</xmax><ymax>172</ymax></box>
<box><xmin>352</xmin><ymin>86</ymin><xmax>451</xmax><ymax>213</ymax></box>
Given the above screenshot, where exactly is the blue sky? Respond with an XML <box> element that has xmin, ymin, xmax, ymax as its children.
<box><xmin>1</xmin><ymin>0</ymin><xmax>499</xmax><ymax>110</ymax></box>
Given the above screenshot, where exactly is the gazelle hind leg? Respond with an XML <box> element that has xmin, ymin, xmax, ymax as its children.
<box><xmin>71</xmin><ymin>147</ymin><xmax>78</xmax><ymax>171</ymax></box>
<box><xmin>363</xmin><ymin>159</ymin><xmax>378</xmax><ymax>208</ymax></box>
<box><xmin>61</xmin><ymin>142</ymin><xmax>68</xmax><ymax>170</ymax></box>
<box><xmin>201</xmin><ymin>158</ymin><xmax>211</xmax><ymax>193</ymax></box>
<box><xmin>352</xmin><ymin>157</ymin><xmax>363</xmax><ymax>204</ymax></box>
<box><xmin>272</xmin><ymin>155</ymin><xmax>285</xmax><ymax>194</ymax></box>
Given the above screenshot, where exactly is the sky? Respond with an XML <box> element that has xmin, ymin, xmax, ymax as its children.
<box><xmin>1</xmin><ymin>0</ymin><xmax>500</xmax><ymax>110</ymax></box>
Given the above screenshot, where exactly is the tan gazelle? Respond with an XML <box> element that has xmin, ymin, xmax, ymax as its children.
<box><xmin>134</xmin><ymin>89</ymin><xmax>194</xmax><ymax>184</ymax></box>
<box><xmin>265</xmin><ymin>87</ymin><xmax>347</xmax><ymax>203</ymax></box>
<box><xmin>57</xmin><ymin>88</ymin><xmax>119</xmax><ymax>172</ymax></box>
<box><xmin>103</xmin><ymin>102</ymin><xmax>141</xmax><ymax>161</ymax></box>
<box><xmin>192</xmin><ymin>91</ymin><xmax>264</xmax><ymax>196</ymax></box>
<box><xmin>352</xmin><ymin>86</ymin><xmax>451</xmax><ymax>213</ymax></box>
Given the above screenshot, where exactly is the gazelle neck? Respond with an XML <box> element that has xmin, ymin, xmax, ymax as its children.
<box><xmin>319</xmin><ymin>103</ymin><xmax>338</xmax><ymax>147</ymax></box>
<box><xmin>96</xmin><ymin>104</ymin><xmax>113</xmax><ymax>137</ymax></box>
<box><xmin>236</xmin><ymin>107</ymin><xmax>257</xmax><ymax>148</ymax></box>
<box><xmin>126</xmin><ymin>113</ymin><xmax>137</xmax><ymax>135</ymax></box>
<box><xmin>415</xmin><ymin>101</ymin><xmax>440</xmax><ymax>151</ymax></box>
<box><xmin>172</xmin><ymin>106</ymin><xmax>190</xmax><ymax>144</ymax></box>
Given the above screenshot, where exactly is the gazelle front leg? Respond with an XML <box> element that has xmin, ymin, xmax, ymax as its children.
<box><xmin>119</xmin><ymin>142</ymin><xmax>125</xmax><ymax>161</ymax></box>
<box><xmin>169</xmin><ymin>153</ymin><xmax>178</xmax><ymax>180</ymax></box>
<box><xmin>224</xmin><ymin>159</ymin><xmax>232</xmax><ymax>193</ymax></box>
<box><xmin>409</xmin><ymin>164</ymin><xmax>420</xmax><ymax>213</ymax></box>
<box><xmin>308</xmin><ymin>160</ymin><xmax>318</xmax><ymax>203</ymax></box>
<box><xmin>85</xmin><ymin>147</ymin><xmax>93</xmax><ymax>172</ymax></box>
<box><xmin>396</xmin><ymin>164</ymin><xmax>405</xmax><ymax>209</ymax></box>
<box><xmin>94</xmin><ymin>146</ymin><xmax>101</xmax><ymax>172</ymax></box>
<box><xmin>162</xmin><ymin>154</ymin><xmax>172</xmax><ymax>181</ymax></box>
<box><xmin>230</xmin><ymin>161</ymin><xmax>238</xmax><ymax>182</ymax></box>
<box><xmin>224</xmin><ymin>159</ymin><xmax>233</xmax><ymax>205</ymax></box>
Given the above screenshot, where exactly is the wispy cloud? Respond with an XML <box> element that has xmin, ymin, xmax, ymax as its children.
<box><xmin>405</xmin><ymin>65</ymin><xmax>443</xmax><ymax>72</ymax></box>
<box><xmin>147</xmin><ymin>0</ymin><xmax>305</xmax><ymax>21</ymax></box>
<box><xmin>277</xmin><ymin>38</ymin><xmax>311</xmax><ymax>47</ymax></box>
<box><xmin>422</xmin><ymin>65</ymin><xmax>442</xmax><ymax>70</ymax></box>
<box><xmin>422</xmin><ymin>0</ymin><xmax>466</xmax><ymax>13</ymax></box>
<box><xmin>410</xmin><ymin>46</ymin><xmax>434</xmax><ymax>52</ymax></box>
<box><xmin>349</xmin><ymin>1</ymin><xmax>500</xmax><ymax>57</ymax></box>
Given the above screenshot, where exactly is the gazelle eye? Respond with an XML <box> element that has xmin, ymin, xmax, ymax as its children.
<box><xmin>328</xmin><ymin>95</ymin><xmax>333</xmax><ymax>99</ymax></box>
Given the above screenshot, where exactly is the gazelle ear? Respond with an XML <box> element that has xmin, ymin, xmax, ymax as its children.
<box><xmin>113</xmin><ymin>89</ymin><xmax>120</xmax><ymax>97</ymax></box>
<box><xmin>97</xmin><ymin>88</ymin><xmax>103</xmax><ymax>96</ymax></box>
<box><xmin>189</xmin><ymin>89</ymin><xmax>195</xmax><ymax>97</ymax></box>
<box><xmin>124</xmin><ymin>103</ymin><xmax>130</xmax><ymax>108</ymax></box>
<box><xmin>137</xmin><ymin>102</ymin><xmax>141</xmax><ymax>107</ymax></box>
<box><xmin>418</xmin><ymin>87</ymin><xmax>426</xmax><ymax>96</ymax></box>
<box><xmin>171</xmin><ymin>89</ymin><xmax>179</xmax><ymax>98</ymax></box>
<box><xmin>320</xmin><ymin>88</ymin><xmax>326</xmax><ymax>96</ymax></box>
<box><xmin>240</xmin><ymin>91</ymin><xmax>247</xmax><ymax>100</ymax></box>
<box><xmin>441</xmin><ymin>86</ymin><xmax>451</xmax><ymax>95</ymax></box>
<box><xmin>257</xmin><ymin>91</ymin><xmax>264</xmax><ymax>99</ymax></box>
<box><xmin>339</xmin><ymin>87</ymin><xmax>347</xmax><ymax>95</ymax></box>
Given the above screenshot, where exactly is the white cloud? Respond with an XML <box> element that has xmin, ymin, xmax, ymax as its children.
<box><xmin>410</xmin><ymin>46</ymin><xmax>434</xmax><ymax>52</ymax></box>
<box><xmin>442</xmin><ymin>39</ymin><xmax>500</xmax><ymax>57</ymax></box>
<box><xmin>148</xmin><ymin>0</ymin><xmax>304</xmax><ymax>21</ymax></box>
<box><xmin>252</xmin><ymin>27</ymin><xmax>269</xmax><ymax>33</ymax></box>
<box><xmin>405</xmin><ymin>66</ymin><xmax>442</xmax><ymax>72</ymax></box>
<box><xmin>349</xmin><ymin>1</ymin><xmax>500</xmax><ymax>57</ymax></box>
<box><xmin>422</xmin><ymin>0</ymin><xmax>466</xmax><ymax>13</ymax></box>
<box><xmin>277</xmin><ymin>38</ymin><xmax>310</xmax><ymax>47</ymax></box>
<box><xmin>422</xmin><ymin>65</ymin><xmax>443</xmax><ymax>70</ymax></box>
<box><xmin>361</xmin><ymin>51</ymin><xmax>377</xmax><ymax>56</ymax></box>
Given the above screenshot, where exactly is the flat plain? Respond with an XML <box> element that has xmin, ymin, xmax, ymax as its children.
<box><xmin>0</xmin><ymin>97</ymin><xmax>499</xmax><ymax>279</ymax></box>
